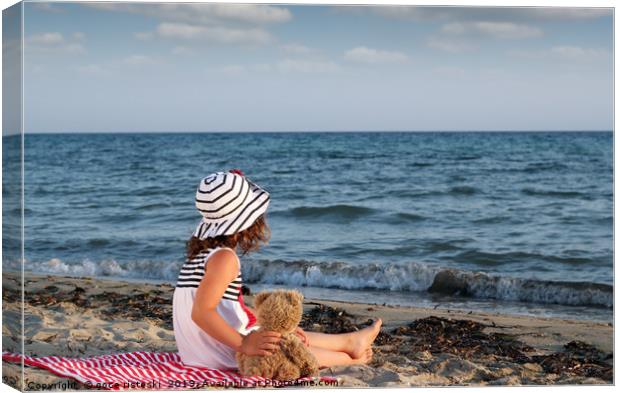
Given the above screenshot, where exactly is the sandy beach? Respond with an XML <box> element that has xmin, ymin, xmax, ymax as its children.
<box><xmin>2</xmin><ymin>272</ymin><xmax>613</xmax><ymax>389</ymax></box>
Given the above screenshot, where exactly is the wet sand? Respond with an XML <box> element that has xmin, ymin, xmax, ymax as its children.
<box><xmin>1</xmin><ymin>272</ymin><xmax>613</xmax><ymax>389</ymax></box>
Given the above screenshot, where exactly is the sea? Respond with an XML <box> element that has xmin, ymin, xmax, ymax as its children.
<box><xmin>2</xmin><ymin>132</ymin><xmax>614</xmax><ymax>321</ymax></box>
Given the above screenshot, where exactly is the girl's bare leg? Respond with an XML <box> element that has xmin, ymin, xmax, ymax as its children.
<box><xmin>309</xmin><ymin>346</ymin><xmax>373</xmax><ymax>368</ymax></box>
<box><xmin>304</xmin><ymin>319</ymin><xmax>382</xmax><ymax>359</ymax></box>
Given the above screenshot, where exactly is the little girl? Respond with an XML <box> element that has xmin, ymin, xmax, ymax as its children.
<box><xmin>173</xmin><ymin>170</ymin><xmax>381</xmax><ymax>371</ymax></box>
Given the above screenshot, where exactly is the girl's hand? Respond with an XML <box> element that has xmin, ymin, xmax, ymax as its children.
<box><xmin>295</xmin><ymin>327</ymin><xmax>310</xmax><ymax>347</ymax></box>
<box><xmin>240</xmin><ymin>330</ymin><xmax>281</xmax><ymax>356</ymax></box>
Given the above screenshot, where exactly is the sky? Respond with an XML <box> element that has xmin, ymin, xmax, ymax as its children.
<box><xmin>13</xmin><ymin>1</ymin><xmax>615</xmax><ymax>132</ymax></box>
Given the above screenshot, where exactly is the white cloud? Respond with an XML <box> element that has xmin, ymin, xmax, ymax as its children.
<box><xmin>441</xmin><ymin>21</ymin><xmax>543</xmax><ymax>39</ymax></box>
<box><xmin>550</xmin><ymin>45</ymin><xmax>609</xmax><ymax>59</ymax></box>
<box><xmin>26</xmin><ymin>32</ymin><xmax>85</xmax><ymax>54</ymax></box>
<box><xmin>523</xmin><ymin>8</ymin><xmax>611</xmax><ymax>20</ymax></box>
<box><xmin>84</xmin><ymin>4</ymin><xmax>290</xmax><ymax>47</ymax></box>
<box><xmin>85</xmin><ymin>3</ymin><xmax>124</xmax><ymax>12</ymax></box>
<box><xmin>277</xmin><ymin>59</ymin><xmax>341</xmax><ymax>73</ymax></box>
<box><xmin>251</xmin><ymin>63</ymin><xmax>273</xmax><ymax>72</ymax></box>
<box><xmin>134</xmin><ymin>31</ymin><xmax>154</xmax><ymax>41</ymax></box>
<box><xmin>75</xmin><ymin>54</ymin><xmax>159</xmax><ymax>75</ymax></box>
<box><xmin>157</xmin><ymin>22</ymin><xmax>203</xmax><ymax>39</ymax></box>
<box><xmin>76</xmin><ymin>64</ymin><xmax>107</xmax><ymax>75</ymax></box>
<box><xmin>214</xmin><ymin>63</ymin><xmax>275</xmax><ymax>74</ymax></box>
<box><xmin>216</xmin><ymin>60</ymin><xmax>341</xmax><ymax>74</ymax></box>
<box><xmin>29</xmin><ymin>32</ymin><xmax>64</xmax><ymax>45</ymax></box>
<box><xmin>505</xmin><ymin>49</ymin><xmax>544</xmax><ymax>59</ymax></box>
<box><xmin>427</xmin><ymin>37</ymin><xmax>477</xmax><ymax>53</ymax></box>
<box><xmin>373</xmin><ymin>6</ymin><xmax>611</xmax><ymax>22</ymax></box>
<box><xmin>428</xmin><ymin>21</ymin><xmax>541</xmax><ymax>54</ymax></box>
<box><xmin>189</xmin><ymin>3</ymin><xmax>292</xmax><ymax>24</ymax></box>
<box><xmin>508</xmin><ymin>46</ymin><xmax>610</xmax><ymax>61</ymax></box>
<box><xmin>433</xmin><ymin>66</ymin><xmax>466</xmax><ymax>78</ymax></box>
<box><xmin>281</xmin><ymin>43</ymin><xmax>315</xmax><ymax>55</ymax></box>
<box><xmin>156</xmin><ymin>22</ymin><xmax>272</xmax><ymax>45</ymax></box>
<box><xmin>374</xmin><ymin>6</ymin><xmax>453</xmax><ymax>21</ymax></box>
<box><xmin>171</xmin><ymin>46</ymin><xmax>195</xmax><ymax>55</ymax></box>
<box><xmin>73</xmin><ymin>32</ymin><xmax>85</xmax><ymax>41</ymax></box>
<box><xmin>34</xmin><ymin>3</ymin><xmax>64</xmax><ymax>13</ymax></box>
<box><xmin>64</xmin><ymin>43</ymin><xmax>86</xmax><ymax>54</ymax></box>
<box><xmin>85</xmin><ymin>3</ymin><xmax>291</xmax><ymax>25</ymax></box>
<box><xmin>217</xmin><ymin>64</ymin><xmax>247</xmax><ymax>75</ymax></box>
<box><xmin>123</xmin><ymin>55</ymin><xmax>156</xmax><ymax>66</ymax></box>
<box><xmin>344</xmin><ymin>46</ymin><xmax>409</xmax><ymax>64</ymax></box>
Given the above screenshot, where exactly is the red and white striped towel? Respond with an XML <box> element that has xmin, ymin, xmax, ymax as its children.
<box><xmin>2</xmin><ymin>352</ymin><xmax>337</xmax><ymax>390</ymax></box>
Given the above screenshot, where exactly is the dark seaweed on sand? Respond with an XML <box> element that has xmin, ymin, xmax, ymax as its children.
<box><xmin>530</xmin><ymin>341</ymin><xmax>613</xmax><ymax>381</ymax></box>
<box><xmin>95</xmin><ymin>291</ymin><xmax>173</xmax><ymax>329</ymax></box>
<box><xmin>300</xmin><ymin>305</ymin><xmax>613</xmax><ymax>382</ymax></box>
<box><xmin>8</xmin><ymin>284</ymin><xmax>174</xmax><ymax>329</ymax></box>
<box><xmin>6</xmin><ymin>285</ymin><xmax>613</xmax><ymax>384</ymax></box>
<box><xmin>393</xmin><ymin>316</ymin><xmax>534</xmax><ymax>362</ymax></box>
<box><xmin>300</xmin><ymin>303</ymin><xmax>360</xmax><ymax>334</ymax></box>
<box><xmin>300</xmin><ymin>303</ymin><xmax>402</xmax><ymax>345</ymax></box>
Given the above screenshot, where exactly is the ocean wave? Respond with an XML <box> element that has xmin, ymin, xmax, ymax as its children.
<box><xmin>450</xmin><ymin>250</ymin><xmax>596</xmax><ymax>266</ymax></box>
<box><xmin>392</xmin><ymin>187</ymin><xmax>479</xmax><ymax>198</ymax></box>
<box><xmin>407</xmin><ymin>162</ymin><xmax>435</xmax><ymax>167</ymax></box>
<box><xmin>317</xmin><ymin>151</ymin><xmax>392</xmax><ymax>160</ymax></box>
<box><xmin>391</xmin><ymin>190</ymin><xmax>442</xmax><ymax>198</ymax></box>
<box><xmin>243</xmin><ymin>259</ymin><xmax>438</xmax><ymax>292</ymax></box>
<box><xmin>471</xmin><ymin>216</ymin><xmax>511</xmax><ymax>224</ymax></box>
<box><xmin>428</xmin><ymin>270</ymin><xmax>612</xmax><ymax>308</ymax></box>
<box><xmin>136</xmin><ymin>203</ymin><xmax>172</xmax><ymax>211</ymax></box>
<box><xmin>6</xmin><ymin>257</ymin><xmax>612</xmax><ymax>308</ymax></box>
<box><xmin>521</xmin><ymin>188</ymin><xmax>589</xmax><ymax>199</ymax></box>
<box><xmin>448</xmin><ymin>186</ymin><xmax>479</xmax><ymax>196</ymax></box>
<box><xmin>241</xmin><ymin>260</ymin><xmax>612</xmax><ymax>308</ymax></box>
<box><xmin>271</xmin><ymin>169</ymin><xmax>297</xmax><ymax>174</ymax></box>
<box><xmin>522</xmin><ymin>162</ymin><xmax>568</xmax><ymax>173</ymax></box>
<box><xmin>451</xmin><ymin>155</ymin><xmax>481</xmax><ymax>161</ymax></box>
<box><xmin>593</xmin><ymin>216</ymin><xmax>613</xmax><ymax>225</ymax></box>
<box><xmin>279</xmin><ymin>205</ymin><xmax>377</xmax><ymax>220</ymax></box>
<box><xmin>389</xmin><ymin>212</ymin><xmax>427</xmax><ymax>223</ymax></box>
<box><xmin>7</xmin><ymin>258</ymin><xmax>182</xmax><ymax>282</ymax></box>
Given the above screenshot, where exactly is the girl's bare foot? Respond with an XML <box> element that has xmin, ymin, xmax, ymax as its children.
<box><xmin>348</xmin><ymin>318</ymin><xmax>382</xmax><ymax>359</ymax></box>
<box><xmin>351</xmin><ymin>347</ymin><xmax>373</xmax><ymax>365</ymax></box>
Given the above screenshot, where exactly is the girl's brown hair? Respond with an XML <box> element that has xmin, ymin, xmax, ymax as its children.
<box><xmin>186</xmin><ymin>215</ymin><xmax>270</xmax><ymax>260</ymax></box>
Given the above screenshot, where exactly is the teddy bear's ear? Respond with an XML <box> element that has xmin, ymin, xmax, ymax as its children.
<box><xmin>286</xmin><ymin>290</ymin><xmax>304</xmax><ymax>305</ymax></box>
<box><xmin>253</xmin><ymin>291</ymin><xmax>271</xmax><ymax>309</ymax></box>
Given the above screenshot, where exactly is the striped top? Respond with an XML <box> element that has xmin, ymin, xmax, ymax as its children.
<box><xmin>176</xmin><ymin>248</ymin><xmax>244</xmax><ymax>302</ymax></box>
<box><xmin>173</xmin><ymin>246</ymin><xmax>258</xmax><ymax>368</ymax></box>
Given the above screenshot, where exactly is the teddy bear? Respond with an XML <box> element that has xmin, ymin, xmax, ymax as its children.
<box><xmin>236</xmin><ymin>289</ymin><xmax>319</xmax><ymax>380</ymax></box>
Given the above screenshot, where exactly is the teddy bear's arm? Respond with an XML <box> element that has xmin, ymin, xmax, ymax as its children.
<box><xmin>280</xmin><ymin>336</ymin><xmax>320</xmax><ymax>377</ymax></box>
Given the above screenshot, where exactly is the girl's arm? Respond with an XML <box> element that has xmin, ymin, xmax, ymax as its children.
<box><xmin>191</xmin><ymin>249</ymin><xmax>280</xmax><ymax>356</ymax></box>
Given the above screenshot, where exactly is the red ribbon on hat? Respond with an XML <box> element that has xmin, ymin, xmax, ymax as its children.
<box><xmin>229</xmin><ymin>169</ymin><xmax>245</xmax><ymax>176</ymax></box>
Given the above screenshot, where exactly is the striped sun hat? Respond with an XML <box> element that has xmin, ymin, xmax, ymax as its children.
<box><xmin>192</xmin><ymin>170</ymin><xmax>270</xmax><ymax>240</ymax></box>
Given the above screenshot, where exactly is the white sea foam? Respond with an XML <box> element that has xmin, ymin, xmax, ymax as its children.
<box><xmin>5</xmin><ymin>258</ymin><xmax>181</xmax><ymax>282</ymax></box>
<box><xmin>242</xmin><ymin>259</ymin><xmax>439</xmax><ymax>292</ymax></box>
<box><xmin>242</xmin><ymin>259</ymin><xmax>612</xmax><ymax>308</ymax></box>
<box><xmin>4</xmin><ymin>257</ymin><xmax>612</xmax><ymax>308</ymax></box>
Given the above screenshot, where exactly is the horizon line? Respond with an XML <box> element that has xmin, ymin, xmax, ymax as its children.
<box><xmin>5</xmin><ymin>129</ymin><xmax>614</xmax><ymax>136</ymax></box>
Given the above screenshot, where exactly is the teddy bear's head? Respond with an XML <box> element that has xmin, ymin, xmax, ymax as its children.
<box><xmin>252</xmin><ymin>290</ymin><xmax>304</xmax><ymax>333</ymax></box>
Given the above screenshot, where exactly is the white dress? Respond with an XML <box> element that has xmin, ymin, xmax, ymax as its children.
<box><xmin>172</xmin><ymin>247</ymin><xmax>259</xmax><ymax>369</ymax></box>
